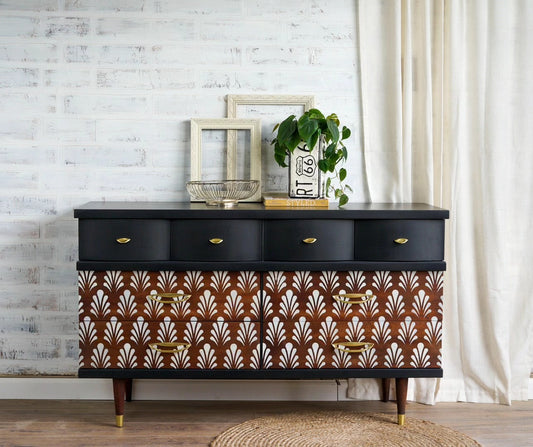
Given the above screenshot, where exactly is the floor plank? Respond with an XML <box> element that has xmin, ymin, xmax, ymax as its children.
<box><xmin>0</xmin><ymin>399</ymin><xmax>531</xmax><ymax>446</ymax></box>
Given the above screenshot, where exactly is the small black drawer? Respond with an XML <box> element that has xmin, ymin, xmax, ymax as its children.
<box><xmin>79</xmin><ymin>219</ymin><xmax>170</xmax><ymax>261</ymax></box>
<box><xmin>264</xmin><ymin>220</ymin><xmax>354</xmax><ymax>261</ymax></box>
<box><xmin>171</xmin><ymin>220</ymin><xmax>261</xmax><ymax>261</ymax></box>
<box><xmin>354</xmin><ymin>219</ymin><xmax>444</xmax><ymax>261</ymax></box>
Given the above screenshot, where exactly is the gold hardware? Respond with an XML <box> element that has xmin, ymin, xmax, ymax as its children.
<box><xmin>148</xmin><ymin>342</ymin><xmax>191</xmax><ymax>353</ymax></box>
<box><xmin>394</xmin><ymin>238</ymin><xmax>409</xmax><ymax>244</ymax></box>
<box><xmin>332</xmin><ymin>341</ymin><xmax>374</xmax><ymax>353</ymax></box>
<box><xmin>116</xmin><ymin>237</ymin><xmax>131</xmax><ymax>244</ymax></box>
<box><xmin>332</xmin><ymin>293</ymin><xmax>376</xmax><ymax>305</ymax></box>
<box><xmin>116</xmin><ymin>415</ymin><xmax>124</xmax><ymax>428</ymax></box>
<box><xmin>302</xmin><ymin>237</ymin><xmax>317</xmax><ymax>244</ymax></box>
<box><xmin>148</xmin><ymin>292</ymin><xmax>191</xmax><ymax>304</ymax></box>
<box><xmin>209</xmin><ymin>238</ymin><xmax>224</xmax><ymax>244</ymax></box>
<box><xmin>398</xmin><ymin>414</ymin><xmax>405</xmax><ymax>426</ymax></box>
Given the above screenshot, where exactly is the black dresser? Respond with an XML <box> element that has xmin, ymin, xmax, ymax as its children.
<box><xmin>75</xmin><ymin>202</ymin><xmax>448</xmax><ymax>427</ymax></box>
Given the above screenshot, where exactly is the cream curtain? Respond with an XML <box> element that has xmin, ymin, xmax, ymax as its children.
<box><xmin>349</xmin><ymin>0</ymin><xmax>533</xmax><ymax>404</ymax></box>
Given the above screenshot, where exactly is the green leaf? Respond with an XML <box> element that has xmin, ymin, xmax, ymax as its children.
<box><xmin>308</xmin><ymin>109</ymin><xmax>325</xmax><ymax>120</ymax></box>
<box><xmin>274</xmin><ymin>152</ymin><xmax>287</xmax><ymax>167</ymax></box>
<box><xmin>335</xmin><ymin>188</ymin><xmax>342</xmax><ymax>199</ymax></box>
<box><xmin>287</xmin><ymin>131</ymin><xmax>302</xmax><ymax>152</ymax></box>
<box><xmin>344</xmin><ymin>184</ymin><xmax>353</xmax><ymax>192</ymax></box>
<box><xmin>339</xmin><ymin>168</ymin><xmax>347</xmax><ymax>182</ymax></box>
<box><xmin>326</xmin><ymin>118</ymin><xmax>340</xmax><ymax>143</ymax></box>
<box><xmin>274</xmin><ymin>142</ymin><xmax>288</xmax><ymax>167</ymax></box>
<box><xmin>277</xmin><ymin>115</ymin><xmax>296</xmax><ymax>145</ymax></box>
<box><xmin>273</xmin><ymin>123</ymin><xmax>280</xmax><ymax>133</ymax></box>
<box><xmin>306</xmin><ymin>129</ymin><xmax>319</xmax><ymax>151</ymax></box>
<box><xmin>342</xmin><ymin>126</ymin><xmax>351</xmax><ymax>139</ymax></box>
<box><xmin>338</xmin><ymin>194</ymin><xmax>349</xmax><ymax>207</ymax></box>
<box><xmin>317</xmin><ymin>159</ymin><xmax>329</xmax><ymax>173</ymax></box>
<box><xmin>326</xmin><ymin>177</ymin><xmax>331</xmax><ymax>192</ymax></box>
<box><xmin>324</xmin><ymin>143</ymin><xmax>336</xmax><ymax>158</ymax></box>
<box><xmin>342</xmin><ymin>147</ymin><xmax>348</xmax><ymax>160</ymax></box>
<box><xmin>326</xmin><ymin>113</ymin><xmax>340</xmax><ymax>126</ymax></box>
<box><xmin>297</xmin><ymin>114</ymin><xmax>319</xmax><ymax>141</ymax></box>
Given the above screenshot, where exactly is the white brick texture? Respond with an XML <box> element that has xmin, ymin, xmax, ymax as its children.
<box><xmin>0</xmin><ymin>0</ymin><xmax>364</xmax><ymax>375</ymax></box>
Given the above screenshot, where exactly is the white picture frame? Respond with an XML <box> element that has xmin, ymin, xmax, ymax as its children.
<box><xmin>190</xmin><ymin>118</ymin><xmax>262</xmax><ymax>202</ymax></box>
<box><xmin>226</xmin><ymin>95</ymin><xmax>315</xmax><ymax>194</ymax></box>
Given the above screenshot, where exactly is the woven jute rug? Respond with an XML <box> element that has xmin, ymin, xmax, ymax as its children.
<box><xmin>210</xmin><ymin>411</ymin><xmax>482</xmax><ymax>447</ymax></box>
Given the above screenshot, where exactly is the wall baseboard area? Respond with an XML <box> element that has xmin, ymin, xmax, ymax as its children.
<box><xmin>0</xmin><ymin>378</ymin><xmax>340</xmax><ymax>401</ymax></box>
<box><xmin>1</xmin><ymin>378</ymin><xmax>531</xmax><ymax>401</ymax></box>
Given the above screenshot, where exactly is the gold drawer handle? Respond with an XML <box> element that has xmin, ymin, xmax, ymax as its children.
<box><xmin>332</xmin><ymin>293</ymin><xmax>376</xmax><ymax>305</ymax></box>
<box><xmin>302</xmin><ymin>237</ymin><xmax>317</xmax><ymax>244</ymax></box>
<box><xmin>332</xmin><ymin>341</ymin><xmax>374</xmax><ymax>353</ymax></box>
<box><xmin>394</xmin><ymin>238</ymin><xmax>409</xmax><ymax>244</ymax></box>
<box><xmin>148</xmin><ymin>292</ymin><xmax>191</xmax><ymax>304</ymax></box>
<box><xmin>209</xmin><ymin>238</ymin><xmax>224</xmax><ymax>245</ymax></box>
<box><xmin>116</xmin><ymin>237</ymin><xmax>131</xmax><ymax>244</ymax></box>
<box><xmin>149</xmin><ymin>342</ymin><xmax>191</xmax><ymax>353</ymax></box>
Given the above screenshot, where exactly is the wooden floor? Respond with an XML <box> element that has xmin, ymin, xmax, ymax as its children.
<box><xmin>0</xmin><ymin>399</ymin><xmax>531</xmax><ymax>446</ymax></box>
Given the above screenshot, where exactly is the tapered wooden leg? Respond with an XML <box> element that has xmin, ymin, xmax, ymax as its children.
<box><xmin>112</xmin><ymin>378</ymin><xmax>126</xmax><ymax>427</ymax></box>
<box><xmin>381</xmin><ymin>378</ymin><xmax>391</xmax><ymax>402</ymax></box>
<box><xmin>125</xmin><ymin>378</ymin><xmax>133</xmax><ymax>402</ymax></box>
<box><xmin>395</xmin><ymin>377</ymin><xmax>408</xmax><ymax>426</ymax></box>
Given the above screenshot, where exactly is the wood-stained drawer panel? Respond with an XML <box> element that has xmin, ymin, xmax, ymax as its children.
<box><xmin>354</xmin><ymin>219</ymin><xmax>444</xmax><ymax>261</ymax></box>
<box><xmin>78</xmin><ymin>270</ymin><xmax>261</xmax><ymax>321</ymax></box>
<box><xmin>263</xmin><ymin>219</ymin><xmax>353</xmax><ymax>261</ymax></box>
<box><xmin>79</xmin><ymin>318</ymin><xmax>261</xmax><ymax>370</ymax></box>
<box><xmin>79</xmin><ymin>219</ymin><xmax>170</xmax><ymax>261</ymax></box>
<box><xmin>263</xmin><ymin>318</ymin><xmax>441</xmax><ymax>369</ymax></box>
<box><xmin>263</xmin><ymin>271</ymin><xmax>443</xmax><ymax>322</ymax></box>
<box><xmin>171</xmin><ymin>219</ymin><xmax>261</xmax><ymax>261</ymax></box>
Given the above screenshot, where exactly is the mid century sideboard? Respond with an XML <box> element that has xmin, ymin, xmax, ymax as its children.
<box><xmin>75</xmin><ymin>202</ymin><xmax>448</xmax><ymax>427</ymax></box>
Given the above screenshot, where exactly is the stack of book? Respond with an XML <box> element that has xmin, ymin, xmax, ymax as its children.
<box><xmin>262</xmin><ymin>193</ymin><xmax>329</xmax><ymax>207</ymax></box>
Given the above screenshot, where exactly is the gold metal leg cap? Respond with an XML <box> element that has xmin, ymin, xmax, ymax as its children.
<box><xmin>116</xmin><ymin>415</ymin><xmax>124</xmax><ymax>428</ymax></box>
<box><xmin>398</xmin><ymin>414</ymin><xmax>405</xmax><ymax>426</ymax></box>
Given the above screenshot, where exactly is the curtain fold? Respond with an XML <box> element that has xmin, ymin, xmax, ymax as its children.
<box><xmin>351</xmin><ymin>0</ymin><xmax>533</xmax><ymax>404</ymax></box>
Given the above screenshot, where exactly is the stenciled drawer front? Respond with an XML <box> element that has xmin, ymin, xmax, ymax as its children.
<box><xmin>263</xmin><ymin>271</ymin><xmax>443</xmax><ymax>322</ymax></box>
<box><xmin>263</xmin><ymin>220</ymin><xmax>354</xmax><ymax>261</ymax></box>
<box><xmin>171</xmin><ymin>219</ymin><xmax>261</xmax><ymax>261</ymax></box>
<box><xmin>263</xmin><ymin>317</ymin><xmax>441</xmax><ymax>369</ymax></box>
<box><xmin>78</xmin><ymin>271</ymin><xmax>261</xmax><ymax>322</ymax></box>
<box><xmin>79</xmin><ymin>219</ymin><xmax>170</xmax><ymax>261</ymax></box>
<box><xmin>79</xmin><ymin>317</ymin><xmax>261</xmax><ymax>370</ymax></box>
<box><xmin>354</xmin><ymin>219</ymin><xmax>444</xmax><ymax>261</ymax></box>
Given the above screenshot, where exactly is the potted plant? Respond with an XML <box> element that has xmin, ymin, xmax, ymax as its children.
<box><xmin>272</xmin><ymin>108</ymin><xmax>352</xmax><ymax>206</ymax></box>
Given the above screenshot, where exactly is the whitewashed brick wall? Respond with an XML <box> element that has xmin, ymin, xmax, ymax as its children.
<box><xmin>0</xmin><ymin>0</ymin><xmax>363</xmax><ymax>374</ymax></box>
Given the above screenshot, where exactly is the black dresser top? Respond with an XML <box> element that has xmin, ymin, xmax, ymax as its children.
<box><xmin>74</xmin><ymin>202</ymin><xmax>449</xmax><ymax>219</ymax></box>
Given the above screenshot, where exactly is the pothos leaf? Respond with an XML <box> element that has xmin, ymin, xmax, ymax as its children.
<box><xmin>306</xmin><ymin>129</ymin><xmax>320</xmax><ymax>151</ymax></box>
<box><xmin>274</xmin><ymin>152</ymin><xmax>287</xmax><ymax>167</ymax></box>
<box><xmin>339</xmin><ymin>168</ymin><xmax>347</xmax><ymax>182</ymax></box>
<box><xmin>339</xmin><ymin>194</ymin><xmax>349</xmax><ymax>207</ymax></box>
<box><xmin>326</xmin><ymin>118</ymin><xmax>339</xmax><ymax>143</ymax></box>
<box><xmin>297</xmin><ymin>114</ymin><xmax>319</xmax><ymax>141</ymax></box>
<box><xmin>325</xmin><ymin>143</ymin><xmax>336</xmax><ymax>158</ymax></box>
<box><xmin>317</xmin><ymin>159</ymin><xmax>329</xmax><ymax>173</ymax></box>
<box><xmin>287</xmin><ymin>131</ymin><xmax>302</xmax><ymax>152</ymax></box>
<box><xmin>341</xmin><ymin>126</ymin><xmax>351</xmax><ymax>140</ymax></box>
<box><xmin>308</xmin><ymin>109</ymin><xmax>325</xmax><ymax>120</ymax></box>
<box><xmin>326</xmin><ymin>113</ymin><xmax>340</xmax><ymax>126</ymax></box>
<box><xmin>277</xmin><ymin>115</ymin><xmax>296</xmax><ymax>145</ymax></box>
